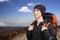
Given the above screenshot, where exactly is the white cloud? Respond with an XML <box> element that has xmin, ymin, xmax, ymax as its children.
<box><xmin>0</xmin><ymin>22</ymin><xmax>7</xmax><ymax>26</ymax></box>
<box><xmin>27</xmin><ymin>3</ymin><xmax>41</xmax><ymax>6</ymax></box>
<box><xmin>27</xmin><ymin>3</ymin><xmax>34</xmax><ymax>6</ymax></box>
<box><xmin>0</xmin><ymin>18</ymin><xmax>34</xmax><ymax>26</ymax></box>
<box><xmin>0</xmin><ymin>0</ymin><xmax>9</xmax><ymax>2</ymax></box>
<box><xmin>37</xmin><ymin>3</ymin><xmax>41</xmax><ymax>4</ymax></box>
<box><xmin>18</xmin><ymin>6</ymin><xmax>32</xmax><ymax>13</ymax></box>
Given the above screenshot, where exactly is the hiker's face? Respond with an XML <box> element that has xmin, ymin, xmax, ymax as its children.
<box><xmin>34</xmin><ymin>8</ymin><xmax>42</xmax><ymax>19</ymax></box>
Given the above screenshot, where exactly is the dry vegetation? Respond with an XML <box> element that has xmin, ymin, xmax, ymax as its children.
<box><xmin>0</xmin><ymin>26</ymin><xmax>60</xmax><ymax>40</ymax></box>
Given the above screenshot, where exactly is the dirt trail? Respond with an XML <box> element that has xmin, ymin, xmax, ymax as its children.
<box><xmin>12</xmin><ymin>32</ymin><xmax>27</xmax><ymax>40</ymax></box>
<box><xmin>57</xmin><ymin>30</ymin><xmax>60</xmax><ymax>40</ymax></box>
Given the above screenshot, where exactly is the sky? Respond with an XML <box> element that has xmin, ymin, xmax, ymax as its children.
<box><xmin>0</xmin><ymin>0</ymin><xmax>60</xmax><ymax>26</ymax></box>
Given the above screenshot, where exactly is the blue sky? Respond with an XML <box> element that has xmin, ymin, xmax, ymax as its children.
<box><xmin>0</xmin><ymin>0</ymin><xmax>60</xmax><ymax>26</ymax></box>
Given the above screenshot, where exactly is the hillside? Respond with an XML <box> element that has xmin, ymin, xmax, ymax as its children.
<box><xmin>0</xmin><ymin>26</ymin><xmax>60</xmax><ymax>40</ymax></box>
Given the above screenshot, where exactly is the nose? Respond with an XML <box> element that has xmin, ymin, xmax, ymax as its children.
<box><xmin>34</xmin><ymin>11</ymin><xmax>37</xmax><ymax>14</ymax></box>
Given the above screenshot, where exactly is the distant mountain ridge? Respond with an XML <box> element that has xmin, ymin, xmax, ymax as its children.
<box><xmin>0</xmin><ymin>26</ymin><xmax>27</xmax><ymax>32</ymax></box>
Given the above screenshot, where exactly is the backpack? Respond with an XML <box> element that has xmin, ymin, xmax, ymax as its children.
<box><xmin>43</xmin><ymin>12</ymin><xmax>57</xmax><ymax>34</ymax></box>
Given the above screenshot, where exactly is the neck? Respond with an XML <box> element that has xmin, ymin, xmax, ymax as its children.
<box><xmin>36</xmin><ymin>16</ymin><xmax>44</xmax><ymax>25</ymax></box>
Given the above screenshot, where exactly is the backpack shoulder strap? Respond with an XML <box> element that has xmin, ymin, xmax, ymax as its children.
<box><xmin>43</xmin><ymin>22</ymin><xmax>50</xmax><ymax>28</ymax></box>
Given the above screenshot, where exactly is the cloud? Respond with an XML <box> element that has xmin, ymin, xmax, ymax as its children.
<box><xmin>27</xmin><ymin>3</ymin><xmax>34</xmax><ymax>6</ymax></box>
<box><xmin>37</xmin><ymin>3</ymin><xmax>41</xmax><ymax>4</ymax></box>
<box><xmin>0</xmin><ymin>22</ymin><xmax>7</xmax><ymax>26</ymax></box>
<box><xmin>0</xmin><ymin>18</ymin><xmax>34</xmax><ymax>26</ymax></box>
<box><xmin>18</xmin><ymin>3</ymin><xmax>41</xmax><ymax>13</ymax></box>
<box><xmin>0</xmin><ymin>0</ymin><xmax>9</xmax><ymax>2</ymax></box>
<box><xmin>27</xmin><ymin>3</ymin><xmax>41</xmax><ymax>6</ymax></box>
<box><xmin>18</xmin><ymin>6</ymin><xmax>32</xmax><ymax>13</ymax></box>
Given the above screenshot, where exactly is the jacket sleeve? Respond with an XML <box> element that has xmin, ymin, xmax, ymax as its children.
<box><xmin>42</xmin><ymin>24</ymin><xmax>57</xmax><ymax>40</ymax></box>
<box><xmin>26</xmin><ymin>27</ymin><xmax>32</xmax><ymax>40</ymax></box>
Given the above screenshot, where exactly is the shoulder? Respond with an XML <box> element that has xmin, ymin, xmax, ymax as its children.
<box><xmin>48</xmin><ymin>23</ymin><xmax>54</xmax><ymax>28</ymax></box>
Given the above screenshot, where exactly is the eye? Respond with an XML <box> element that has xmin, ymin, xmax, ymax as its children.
<box><xmin>36</xmin><ymin>9</ymin><xmax>39</xmax><ymax>11</ymax></box>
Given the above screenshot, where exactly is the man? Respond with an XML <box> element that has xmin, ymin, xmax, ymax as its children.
<box><xmin>26</xmin><ymin>4</ymin><xmax>57</xmax><ymax>40</ymax></box>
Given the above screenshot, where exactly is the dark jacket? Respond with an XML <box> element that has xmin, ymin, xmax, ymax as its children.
<box><xmin>26</xmin><ymin>20</ymin><xmax>57</xmax><ymax>40</ymax></box>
